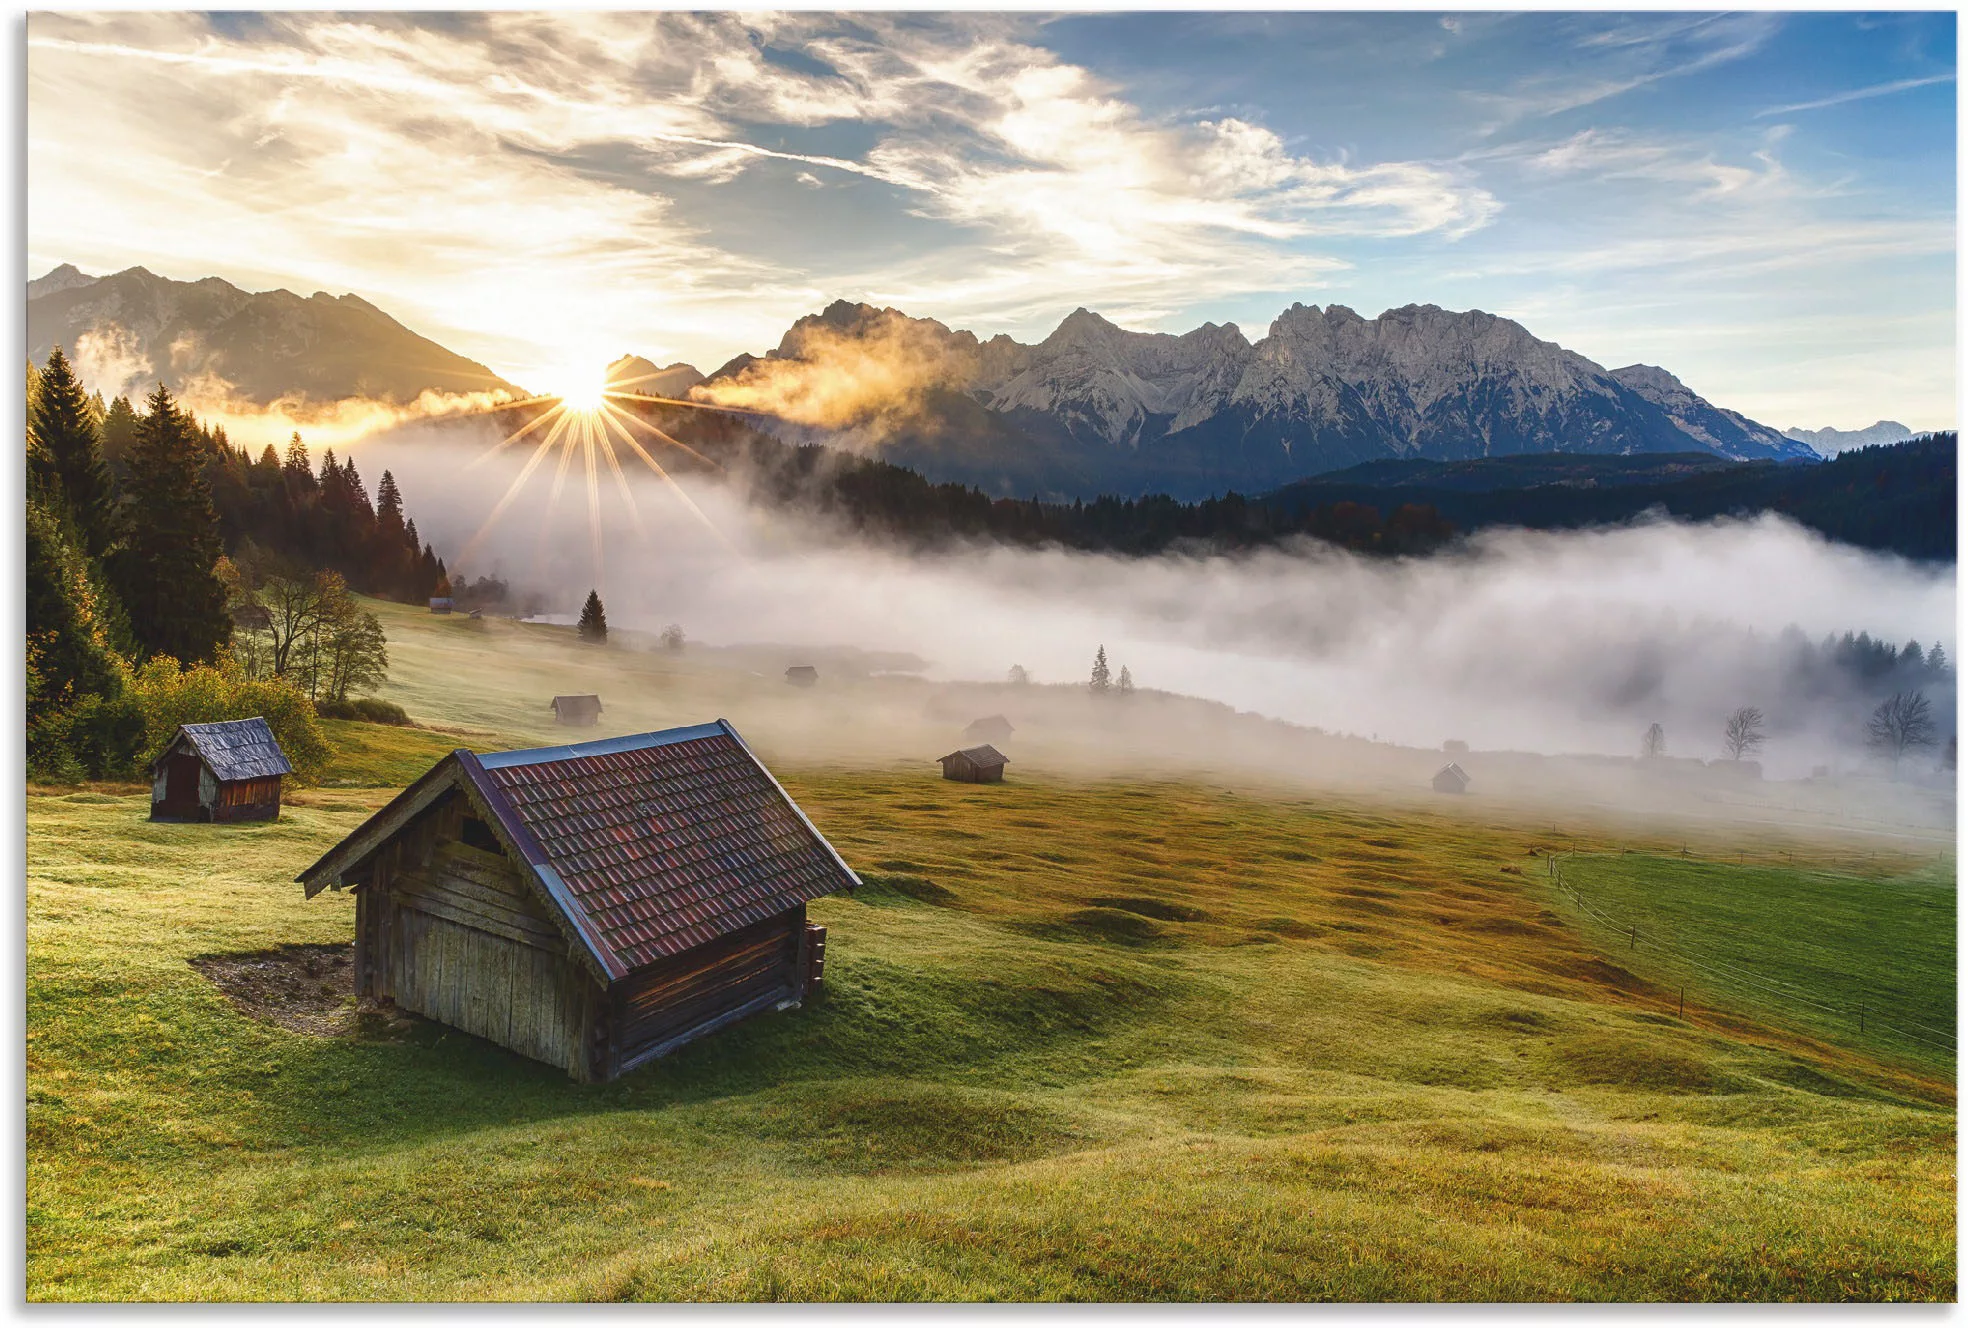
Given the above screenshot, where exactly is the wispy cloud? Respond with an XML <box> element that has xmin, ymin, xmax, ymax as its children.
<box><xmin>27</xmin><ymin>12</ymin><xmax>1494</xmax><ymax>382</ymax></box>
<box><xmin>1757</xmin><ymin>73</ymin><xmax>1955</xmax><ymax>118</ymax></box>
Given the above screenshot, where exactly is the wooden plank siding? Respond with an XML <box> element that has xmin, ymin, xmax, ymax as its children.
<box><xmin>359</xmin><ymin>824</ymin><xmax>602</xmax><ymax>1079</ymax></box>
<box><xmin>611</xmin><ymin>908</ymin><xmax>803</xmax><ymax>1074</ymax></box>
<box><xmin>212</xmin><ymin>775</ymin><xmax>282</xmax><ymax>822</ymax></box>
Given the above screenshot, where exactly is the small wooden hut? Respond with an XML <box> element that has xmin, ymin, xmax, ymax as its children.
<box><xmin>939</xmin><ymin>744</ymin><xmax>1008</xmax><ymax>784</ymax></box>
<box><xmin>297</xmin><ymin>720</ymin><xmax>858</xmax><ymax>1082</ymax></box>
<box><xmin>550</xmin><ymin>694</ymin><xmax>603</xmax><ymax>727</ymax></box>
<box><xmin>785</xmin><ymin>665</ymin><xmax>818</xmax><ymax>688</ymax></box>
<box><xmin>963</xmin><ymin>714</ymin><xmax>1015</xmax><ymax>744</ymax></box>
<box><xmin>1432</xmin><ymin>762</ymin><xmax>1469</xmax><ymax>795</ymax></box>
<box><xmin>150</xmin><ymin>717</ymin><xmax>292</xmax><ymax>823</ymax></box>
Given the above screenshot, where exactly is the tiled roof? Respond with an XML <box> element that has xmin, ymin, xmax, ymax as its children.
<box><xmin>943</xmin><ymin>744</ymin><xmax>1008</xmax><ymax>767</ymax></box>
<box><xmin>162</xmin><ymin>717</ymin><xmax>293</xmax><ymax>782</ymax></box>
<box><xmin>464</xmin><ymin>721</ymin><xmax>858</xmax><ymax>972</ymax></box>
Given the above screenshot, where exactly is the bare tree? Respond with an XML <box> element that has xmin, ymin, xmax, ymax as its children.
<box><xmin>260</xmin><ymin>570</ymin><xmax>339</xmax><ymax>678</ymax></box>
<box><xmin>1722</xmin><ymin>706</ymin><xmax>1766</xmax><ymax>761</ymax></box>
<box><xmin>1642</xmin><ymin>722</ymin><xmax>1666</xmax><ymax>758</ymax></box>
<box><xmin>1866</xmin><ymin>690</ymin><xmax>1935</xmax><ymax>774</ymax></box>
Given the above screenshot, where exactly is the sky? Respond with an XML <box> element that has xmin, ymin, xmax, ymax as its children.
<box><xmin>26</xmin><ymin>10</ymin><xmax>1958</xmax><ymax>431</ymax></box>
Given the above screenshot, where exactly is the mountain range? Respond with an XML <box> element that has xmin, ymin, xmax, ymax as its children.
<box><xmin>683</xmin><ymin>298</ymin><xmax>1818</xmax><ymax>497</ymax></box>
<box><xmin>27</xmin><ymin>264</ymin><xmax>517</xmax><ymax>407</ymax></box>
<box><xmin>31</xmin><ymin>264</ymin><xmax>1842</xmax><ymax>498</ymax></box>
<box><xmin>1781</xmin><ymin>420</ymin><xmax>1914</xmax><ymax>457</ymax></box>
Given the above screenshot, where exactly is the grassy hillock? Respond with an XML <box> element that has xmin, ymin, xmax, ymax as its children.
<box><xmin>25</xmin><ymin>606</ymin><xmax>1955</xmax><ymax>1300</ymax></box>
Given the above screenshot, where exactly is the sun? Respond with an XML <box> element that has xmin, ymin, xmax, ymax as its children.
<box><xmin>546</xmin><ymin>362</ymin><xmax>614</xmax><ymax>413</ymax></box>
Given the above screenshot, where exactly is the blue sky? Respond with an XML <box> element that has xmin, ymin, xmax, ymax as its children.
<box><xmin>27</xmin><ymin>10</ymin><xmax>1957</xmax><ymax>429</ymax></box>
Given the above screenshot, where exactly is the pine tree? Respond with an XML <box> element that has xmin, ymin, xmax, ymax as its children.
<box><xmin>110</xmin><ymin>384</ymin><xmax>230</xmax><ymax>664</ymax></box>
<box><xmin>31</xmin><ymin>348</ymin><xmax>118</xmax><ymax>558</ymax></box>
<box><xmin>283</xmin><ymin>433</ymin><xmax>315</xmax><ymax>490</ymax></box>
<box><xmin>1643</xmin><ymin>722</ymin><xmax>1666</xmax><ymax>758</ymax></box>
<box><xmin>1117</xmin><ymin>664</ymin><xmax>1135</xmax><ymax>695</ymax></box>
<box><xmin>1089</xmin><ymin>644</ymin><xmax>1111</xmax><ymax>694</ymax></box>
<box><xmin>376</xmin><ymin>470</ymin><xmax>405</xmax><ymax>540</ymax></box>
<box><xmin>98</xmin><ymin>395</ymin><xmax>140</xmax><ymax>470</ymax></box>
<box><xmin>578</xmin><ymin>589</ymin><xmax>608</xmax><ymax>644</ymax></box>
<box><xmin>1927</xmin><ymin>642</ymin><xmax>1949</xmax><ymax>676</ymax></box>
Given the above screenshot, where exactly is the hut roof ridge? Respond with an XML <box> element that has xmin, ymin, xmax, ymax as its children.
<box><xmin>163</xmin><ymin>716</ymin><xmax>293</xmax><ymax>781</ymax></box>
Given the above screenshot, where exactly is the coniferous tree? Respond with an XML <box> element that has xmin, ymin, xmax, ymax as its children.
<box><xmin>31</xmin><ymin>347</ymin><xmax>119</xmax><ymax>558</ymax></box>
<box><xmin>110</xmin><ymin>385</ymin><xmax>230</xmax><ymax>664</ymax></box>
<box><xmin>283</xmin><ymin>433</ymin><xmax>315</xmax><ymax>492</ymax></box>
<box><xmin>1642</xmin><ymin>722</ymin><xmax>1666</xmax><ymax>758</ymax></box>
<box><xmin>1089</xmin><ymin>644</ymin><xmax>1111</xmax><ymax>694</ymax></box>
<box><xmin>578</xmin><ymin>589</ymin><xmax>608</xmax><ymax>644</ymax></box>
<box><xmin>1116</xmin><ymin>664</ymin><xmax>1135</xmax><ymax>695</ymax></box>
<box><xmin>96</xmin><ymin>394</ymin><xmax>141</xmax><ymax>476</ymax></box>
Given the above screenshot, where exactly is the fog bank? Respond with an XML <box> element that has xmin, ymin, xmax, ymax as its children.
<box><xmin>358</xmin><ymin>428</ymin><xmax>1956</xmax><ymax>780</ymax></box>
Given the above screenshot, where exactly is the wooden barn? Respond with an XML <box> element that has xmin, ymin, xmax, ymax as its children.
<box><xmin>1432</xmin><ymin>762</ymin><xmax>1470</xmax><ymax>795</ymax></box>
<box><xmin>963</xmin><ymin>714</ymin><xmax>1015</xmax><ymax>745</ymax></box>
<box><xmin>297</xmin><ymin>720</ymin><xmax>858</xmax><ymax>1082</ymax></box>
<box><xmin>784</xmin><ymin>665</ymin><xmax>818</xmax><ymax>688</ymax></box>
<box><xmin>550</xmin><ymin>694</ymin><xmax>603</xmax><ymax>727</ymax></box>
<box><xmin>150</xmin><ymin>716</ymin><xmax>292</xmax><ymax>823</ymax></box>
<box><xmin>939</xmin><ymin>744</ymin><xmax>1008</xmax><ymax>784</ymax></box>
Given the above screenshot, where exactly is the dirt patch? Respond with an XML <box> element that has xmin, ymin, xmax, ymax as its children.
<box><xmin>189</xmin><ymin>943</ymin><xmax>361</xmax><ymax>1037</ymax></box>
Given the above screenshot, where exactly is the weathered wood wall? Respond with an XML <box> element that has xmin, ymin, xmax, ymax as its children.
<box><xmin>353</xmin><ymin>794</ymin><xmax>600</xmax><ymax>1079</ymax></box>
<box><xmin>212</xmin><ymin>775</ymin><xmax>282</xmax><ymax>822</ymax></box>
<box><xmin>609</xmin><ymin>908</ymin><xmax>803</xmax><ymax>1075</ymax></box>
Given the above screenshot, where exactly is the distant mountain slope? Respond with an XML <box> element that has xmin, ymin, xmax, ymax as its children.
<box><xmin>606</xmin><ymin>354</ymin><xmax>704</xmax><ymax>400</ymax></box>
<box><xmin>1262</xmin><ymin>435</ymin><xmax>1957</xmax><ymax>561</ymax></box>
<box><xmin>698</xmin><ymin>299</ymin><xmax>1817</xmax><ymax>499</ymax></box>
<box><xmin>27</xmin><ymin>265</ymin><xmax>518</xmax><ymax>406</ymax></box>
<box><xmin>1782</xmin><ymin>421</ymin><xmax>1915</xmax><ymax>457</ymax></box>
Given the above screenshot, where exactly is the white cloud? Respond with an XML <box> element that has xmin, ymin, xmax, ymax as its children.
<box><xmin>27</xmin><ymin>12</ymin><xmax>1496</xmax><ymax>384</ymax></box>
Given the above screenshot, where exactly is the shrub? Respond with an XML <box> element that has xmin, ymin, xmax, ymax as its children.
<box><xmin>315</xmin><ymin>696</ymin><xmax>411</xmax><ymax>726</ymax></box>
<box><xmin>128</xmin><ymin>653</ymin><xmax>333</xmax><ymax>781</ymax></box>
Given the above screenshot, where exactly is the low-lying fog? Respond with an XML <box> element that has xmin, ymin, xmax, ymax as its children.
<box><xmin>359</xmin><ymin>426</ymin><xmax>1956</xmax><ymax>788</ymax></box>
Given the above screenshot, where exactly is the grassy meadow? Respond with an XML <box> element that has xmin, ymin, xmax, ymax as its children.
<box><xmin>25</xmin><ymin>599</ymin><xmax>1957</xmax><ymax>1300</ymax></box>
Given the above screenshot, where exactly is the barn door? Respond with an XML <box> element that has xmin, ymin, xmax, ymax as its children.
<box><xmin>161</xmin><ymin>753</ymin><xmax>203</xmax><ymax>817</ymax></box>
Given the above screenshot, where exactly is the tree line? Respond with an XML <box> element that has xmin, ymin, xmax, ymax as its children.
<box><xmin>26</xmin><ymin>347</ymin><xmax>433</xmax><ymax>779</ymax></box>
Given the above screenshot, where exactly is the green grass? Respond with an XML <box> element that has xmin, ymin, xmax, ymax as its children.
<box><xmin>23</xmin><ymin>603</ymin><xmax>1957</xmax><ymax>1301</ymax></box>
<box><xmin>1547</xmin><ymin>853</ymin><xmax>1956</xmax><ymax>1074</ymax></box>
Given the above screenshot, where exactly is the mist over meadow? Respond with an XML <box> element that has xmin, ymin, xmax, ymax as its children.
<box><xmin>358</xmin><ymin>425</ymin><xmax>1956</xmax><ymax>779</ymax></box>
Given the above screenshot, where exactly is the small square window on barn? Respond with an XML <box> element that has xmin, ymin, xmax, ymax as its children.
<box><xmin>461</xmin><ymin>815</ymin><xmax>501</xmax><ymax>855</ymax></box>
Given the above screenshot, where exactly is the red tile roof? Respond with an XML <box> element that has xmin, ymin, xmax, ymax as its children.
<box><xmin>463</xmin><ymin>721</ymin><xmax>857</xmax><ymax>972</ymax></box>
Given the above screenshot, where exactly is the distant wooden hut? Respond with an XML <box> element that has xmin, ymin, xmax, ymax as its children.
<box><xmin>1432</xmin><ymin>762</ymin><xmax>1469</xmax><ymax>795</ymax></box>
<box><xmin>429</xmin><ymin>597</ymin><xmax>454</xmax><ymax>614</ymax></box>
<box><xmin>149</xmin><ymin>717</ymin><xmax>292</xmax><ymax>823</ymax></box>
<box><xmin>963</xmin><ymin>714</ymin><xmax>1015</xmax><ymax>744</ymax></box>
<box><xmin>939</xmin><ymin>744</ymin><xmax>1008</xmax><ymax>784</ymax></box>
<box><xmin>297</xmin><ymin>720</ymin><xmax>858</xmax><ymax>1082</ymax></box>
<box><xmin>550</xmin><ymin>694</ymin><xmax>603</xmax><ymax>727</ymax></box>
<box><xmin>785</xmin><ymin>665</ymin><xmax>818</xmax><ymax>688</ymax></box>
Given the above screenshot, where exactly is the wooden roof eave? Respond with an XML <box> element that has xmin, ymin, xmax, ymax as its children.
<box><xmin>295</xmin><ymin>751</ymin><xmax>622</xmax><ymax>988</ymax></box>
<box><xmin>295</xmin><ymin>754</ymin><xmax>468</xmax><ymax>898</ymax></box>
<box><xmin>454</xmin><ymin>750</ymin><xmax>628</xmax><ymax>985</ymax></box>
